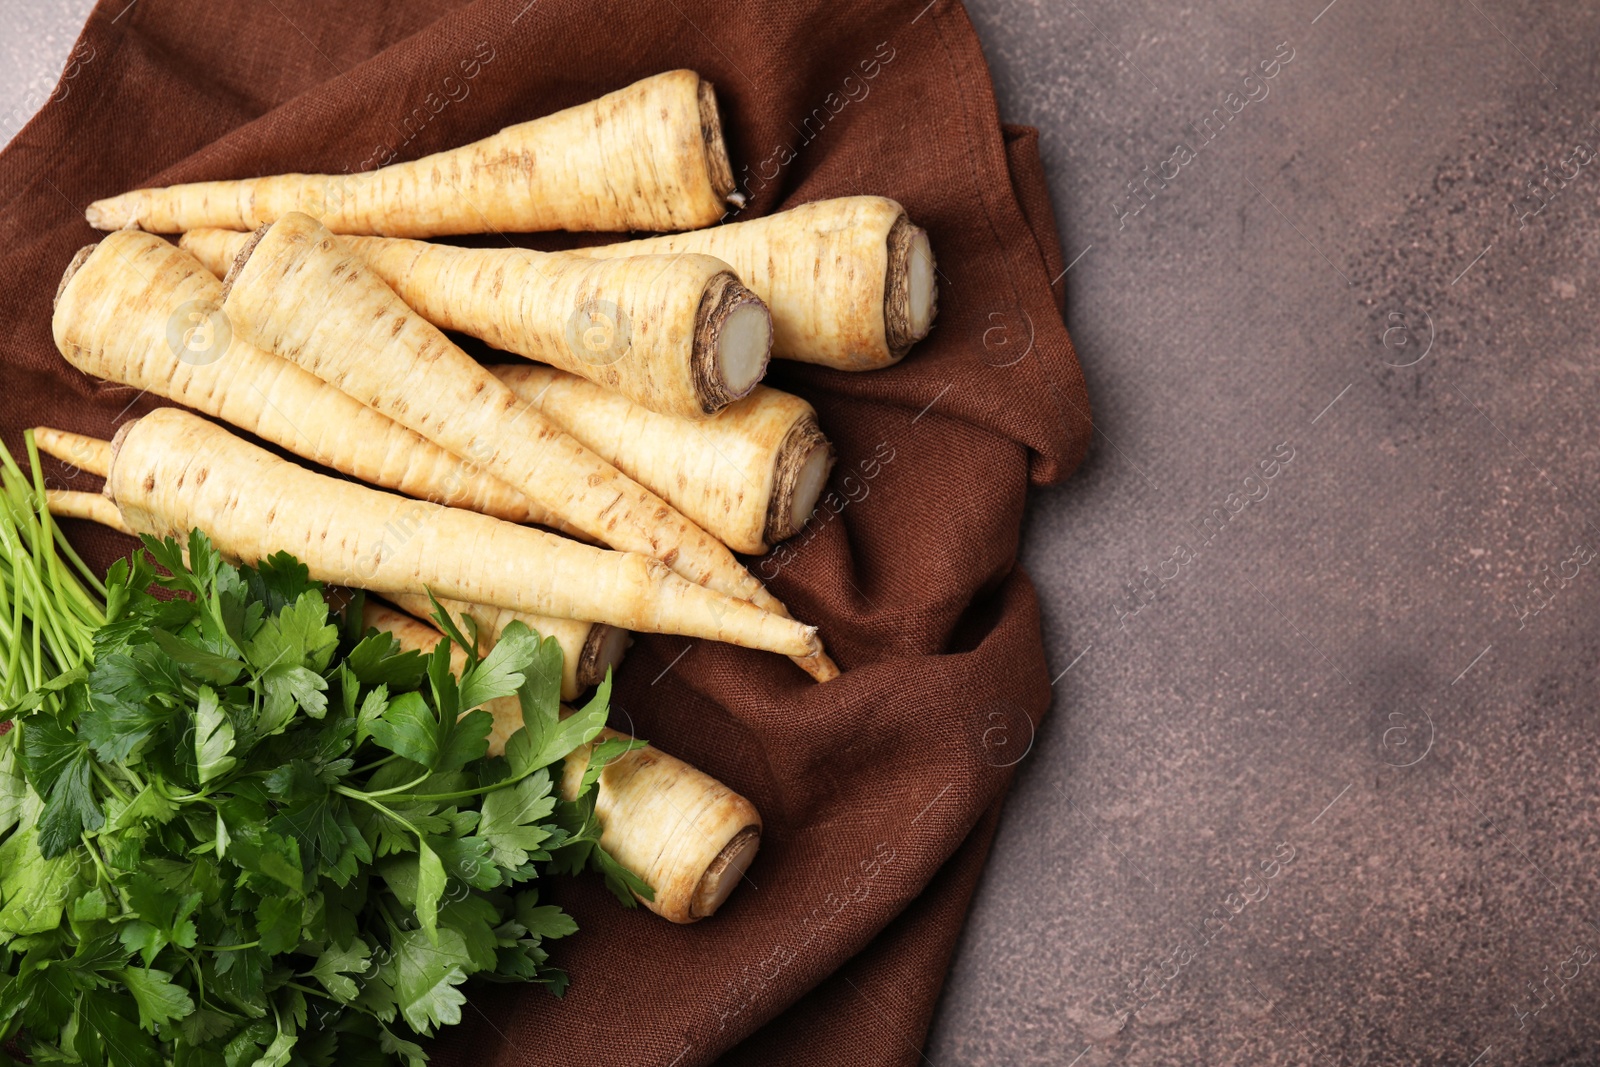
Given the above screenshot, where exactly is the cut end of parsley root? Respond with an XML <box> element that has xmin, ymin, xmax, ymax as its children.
<box><xmin>693</xmin><ymin>825</ymin><xmax>761</xmax><ymax>919</ymax></box>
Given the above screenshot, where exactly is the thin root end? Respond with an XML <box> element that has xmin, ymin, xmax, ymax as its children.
<box><xmin>31</xmin><ymin>426</ymin><xmax>112</xmax><ymax>480</ymax></box>
<box><xmin>795</xmin><ymin>647</ymin><xmax>841</xmax><ymax>682</ymax></box>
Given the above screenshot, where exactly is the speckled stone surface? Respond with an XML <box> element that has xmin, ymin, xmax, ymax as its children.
<box><xmin>0</xmin><ymin>0</ymin><xmax>99</xmax><ymax>146</ymax></box>
<box><xmin>930</xmin><ymin>2</ymin><xmax>1600</xmax><ymax>1064</ymax></box>
<box><xmin>5</xmin><ymin>2</ymin><xmax>1600</xmax><ymax>1064</ymax></box>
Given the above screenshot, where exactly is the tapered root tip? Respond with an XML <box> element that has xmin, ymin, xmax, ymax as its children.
<box><xmin>764</xmin><ymin>413</ymin><xmax>835</xmax><ymax>545</ymax></box>
<box><xmin>884</xmin><ymin>214</ymin><xmax>939</xmax><ymax>358</ymax></box>
<box><xmin>797</xmin><ymin>649</ymin><xmax>841</xmax><ymax>682</ymax></box>
<box><xmin>32</xmin><ymin>427</ymin><xmax>113</xmax><ymax>480</ymax></box>
<box><xmin>697</xmin><ymin>77</ymin><xmax>737</xmax><ymax>204</ymax></box>
<box><xmin>55</xmin><ymin>245</ymin><xmax>97</xmax><ymax>311</ymax></box>
<box><xmin>46</xmin><ymin>490</ymin><xmax>133</xmax><ymax>536</ymax></box>
<box><xmin>218</xmin><ymin>223</ymin><xmax>271</xmax><ymax>300</ymax></box>
<box><xmin>577</xmin><ymin>625</ymin><xmax>633</xmax><ymax>689</ymax></box>
<box><xmin>84</xmin><ymin>200</ymin><xmax>114</xmax><ymax>231</ymax></box>
<box><xmin>690</xmin><ymin>825</ymin><xmax>761</xmax><ymax>919</ymax></box>
<box><xmin>694</xmin><ymin>273</ymin><xmax>772</xmax><ymax>415</ymax></box>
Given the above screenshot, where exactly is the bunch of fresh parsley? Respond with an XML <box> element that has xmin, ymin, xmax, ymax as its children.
<box><xmin>0</xmin><ymin>530</ymin><xmax>650</xmax><ymax>1067</ymax></box>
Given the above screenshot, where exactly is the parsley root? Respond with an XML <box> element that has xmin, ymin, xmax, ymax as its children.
<box><xmin>371</xmin><ymin>604</ymin><xmax>761</xmax><ymax>922</ymax></box>
<box><xmin>105</xmin><ymin>408</ymin><xmax>821</xmax><ymax>658</ymax></box>
<box><xmin>575</xmin><ymin>196</ymin><xmax>938</xmax><ymax>370</ymax></box>
<box><xmin>492</xmin><ymin>364</ymin><xmax>834</xmax><ymax>554</ymax></box>
<box><xmin>37</xmin><ymin>486</ymin><xmax>622</xmax><ymax>701</ymax></box>
<box><xmin>42</xmin><ymin>488</ymin><xmax>130</xmax><ymax>534</ymax></box>
<box><xmin>384</xmin><ymin>591</ymin><xmax>627</xmax><ymax>702</ymax></box>
<box><xmin>220</xmin><ymin>212</ymin><xmax>835</xmax><ymax>680</ymax></box>
<box><xmin>558</xmin><ymin>729</ymin><xmax>761</xmax><ymax>922</ymax></box>
<box><xmin>30</xmin><ymin>426</ymin><xmax>111</xmax><ymax>479</ymax></box>
<box><xmin>51</xmin><ymin>232</ymin><xmax>568</xmax><ymax>532</ymax></box>
<box><xmin>181</xmin><ymin>228</ymin><xmax>771</xmax><ymax>420</ymax></box>
<box><xmin>85</xmin><ymin>70</ymin><xmax>736</xmax><ymax>236</ymax></box>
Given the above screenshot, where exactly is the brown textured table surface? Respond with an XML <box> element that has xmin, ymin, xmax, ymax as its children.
<box><xmin>5</xmin><ymin>2</ymin><xmax>1599</xmax><ymax>1064</ymax></box>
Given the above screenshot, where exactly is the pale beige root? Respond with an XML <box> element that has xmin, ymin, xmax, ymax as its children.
<box><xmin>86</xmin><ymin>71</ymin><xmax>735</xmax><ymax>236</ymax></box>
<box><xmin>492</xmin><ymin>364</ymin><xmax>835</xmax><ymax>554</ymax></box>
<box><xmin>369</xmin><ymin>605</ymin><xmax>758</xmax><ymax>921</ymax></box>
<box><xmin>105</xmin><ymin>409</ymin><xmax>820</xmax><ymax>658</ymax></box>
<box><xmin>178</xmin><ymin>228</ymin><xmax>255</xmax><ymax>277</ymax></box>
<box><xmin>51</xmin><ymin>232</ymin><xmax>571</xmax><ymax>533</ymax></box>
<box><xmin>561</xmin><ymin>728</ymin><xmax>761</xmax><ymax>922</ymax></box>
<box><xmin>37</xmin><ymin>435</ymin><xmax>614</xmax><ymax>700</ymax></box>
<box><xmin>183</xmin><ymin>228</ymin><xmax>770</xmax><ymax>421</ymax></box>
<box><xmin>31</xmin><ymin>427</ymin><xmax>112</xmax><ymax>479</ymax></box>
<box><xmin>573</xmin><ymin>196</ymin><xmax>940</xmax><ymax>370</ymax></box>
<box><xmin>45</xmin><ymin>489</ymin><xmax>132</xmax><ymax>534</ymax></box>
<box><xmin>385</xmin><ymin>590</ymin><xmax>627</xmax><ymax>701</ymax></box>
<box><xmin>43</xmin><ymin>478</ymin><xmax>620</xmax><ymax>701</ymax></box>
<box><xmin>221</xmin><ymin>213</ymin><xmax>834</xmax><ymax>680</ymax></box>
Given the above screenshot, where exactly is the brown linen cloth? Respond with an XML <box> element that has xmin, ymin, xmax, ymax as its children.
<box><xmin>0</xmin><ymin>0</ymin><xmax>1091</xmax><ymax>1062</ymax></box>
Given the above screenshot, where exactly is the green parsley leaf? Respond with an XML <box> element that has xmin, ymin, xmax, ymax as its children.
<box><xmin>365</xmin><ymin>692</ymin><xmax>436</xmax><ymax>768</ymax></box>
<box><xmin>479</xmin><ymin>770</ymin><xmax>556</xmax><ymax>871</ymax></box>
<box><xmin>0</xmin><ymin>827</ymin><xmax>85</xmax><ymax>936</ymax></box>
<box><xmin>242</xmin><ymin>551</ymin><xmax>319</xmax><ymax>617</ymax></box>
<box><xmin>18</xmin><ymin>713</ymin><xmax>104</xmax><ymax>857</ymax></box>
<box><xmin>120</xmin><ymin>966</ymin><xmax>196</xmax><ymax>1030</ymax></box>
<box><xmin>515</xmin><ymin>897</ymin><xmax>578</xmax><ymax>941</ymax></box>
<box><xmin>78</xmin><ymin>987</ymin><xmax>163</xmax><ymax>1067</ymax></box>
<box><xmin>504</xmin><ymin>668</ymin><xmax>609</xmax><ymax>780</ymax></box>
<box><xmin>457</xmin><ymin>621</ymin><xmax>540</xmax><ymax>711</ymax></box>
<box><xmin>194</xmin><ymin>685</ymin><xmax>238</xmax><ymax>785</ymax></box>
<box><xmin>150</xmin><ymin>628</ymin><xmax>245</xmax><ymax>686</ymax></box>
<box><xmin>0</xmin><ymin>729</ymin><xmax>29</xmax><ymax>838</ymax></box>
<box><xmin>414</xmin><ymin>841</ymin><xmax>447</xmax><ymax>944</ymax></box>
<box><xmin>344</xmin><ymin>634</ymin><xmax>427</xmax><ymax>689</ymax></box>
<box><xmin>389</xmin><ymin>927</ymin><xmax>470</xmax><ymax>1034</ymax></box>
<box><xmin>435</xmin><ymin>709</ymin><xmax>492</xmax><ymax>774</ymax></box>
<box><xmin>308</xmin><ymin>937</ymin><xmax>371</xmax><ymax>1003</ymax></box>
<box><xmin>353</xmin><ymin>684</ymin><xmax>388</xmax><ymax>747</ymax></box>
<box><xmin>255</xmin><ymin>664</ymin><xmax>329</xmax><ymax>736</ymax></box>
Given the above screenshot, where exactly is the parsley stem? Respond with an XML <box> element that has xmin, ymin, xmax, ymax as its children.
<box><xmin>89</xmin><ymin>761</ymin><xmax>131</xmax><ymax>806</ymax></box>
<box><xmin>286</xmin><ymin>981</ymin><xmax>334</xmax><ymax>1000</ymax></box>
<box><xmin>384</xmin><ymin>765</ymin><xmax>546</xmax><ymax>805</ymax></box>
<box><xmin>151</xmin><ymin>777</ymin><xmax>210</xmax><ymax>805</ymax></box>
<box><xmin>333</xmin><ymin>786</ymin><xmax>425</xmax><ymax>840</ymax></box>
<box><xmin>382</xmin><ymin>786</ymin><xmax>501</xmax><ymax>804</ymax></box>
<box><xmin>355</xmin><ymin>772</ymin><xmax>433</xmax><ymax>799</ymax></box>
<box><xmin>195</xmin><ymin>941</ymin><xmax>259</xmax><ymax>952</ymax></box>
<box><xmin>80</xmin><ymin>833</ymin><xmax>127</xmax><ymax>912</ymax></box>
<box><xmin>178</xmin><ymin>945</ymin><xmax>207</xmax><ymax>1005</ymax></box>
<box><xmin>351</xmin><ymin>753</ymin><xmax>398</xmax><ymax>775</ymax></box>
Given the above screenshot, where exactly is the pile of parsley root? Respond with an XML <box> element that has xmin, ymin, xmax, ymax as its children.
<box><xmin>40</xmin><ymin>68</ymin><xmax>940</xmax><ymax>925</ymax></box>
